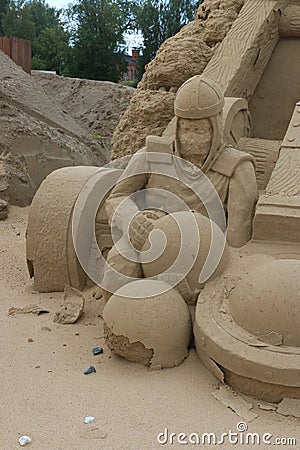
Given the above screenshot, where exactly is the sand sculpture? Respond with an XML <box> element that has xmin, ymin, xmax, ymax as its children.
<box><xmin>99</xmin><ymin>76</ymin><xmax>257</xmax><ymax>307</ymax></box>
<box><xmin>26</xmin><ymin>0</ymin><xmax>300</xmax><ymax>402</ymax></box>
<box><xmin>192</xmin><ymin>0</ymin><xmax>300</xmax><ymax>402</ymax></box>
<box><xmin>103</xmin><ymin>280</ymin><xmax>191</xmax><ymax>368</ymax></box>
<box><xmin>195</xmin><ymin>255</ymin><xmax>300</xmax><ymax>402</ymax></box>
<box><xmin>141</xmin><ymin>212</ymin><xmax>229</xmax><ymax>298</ymax></box>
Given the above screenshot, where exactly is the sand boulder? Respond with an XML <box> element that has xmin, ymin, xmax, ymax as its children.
<box><xmin>103</xmin><ymin>279</ymin><xmax>192</xmax><ymax>368</ymax></box>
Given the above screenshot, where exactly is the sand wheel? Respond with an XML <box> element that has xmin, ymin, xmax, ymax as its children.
<box><xmin>26</xmin><ymin>166</ymin><xmax>121</xmax><ymax>292</ymax></box>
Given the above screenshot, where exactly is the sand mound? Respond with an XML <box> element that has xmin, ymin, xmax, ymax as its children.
<box><xmin>0</xmin><ymin>53</ymin><xmax>133</xmax><ymax>211</ymax></box>
<box><xmin>0</xmin><ymin>51</ymin><xmax>88</xmax><ymax>139</ymax></box>
<box><xmin>32</xmin><ymin>72</ymin><xmax>135</xmax><ymax>148</ymax></box>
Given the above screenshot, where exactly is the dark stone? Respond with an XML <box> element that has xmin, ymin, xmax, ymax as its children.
<box><xmin>92</xmin><ymin>347</ymin><xmax>103</xmax><ymax>356</ymax></box>
<box><xmin>84</xmin><ymin>366</ymin><xmax>96</xmax><ymax>375</ymax></box>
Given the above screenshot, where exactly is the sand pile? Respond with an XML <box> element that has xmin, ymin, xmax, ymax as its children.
<box><xmin>111</xmin><ymin>0</ymin><xmax>245</xmax><ymax>159</ymax></box>
<box><xmin>0</xmin><ymin>51</ymin><xmax>94</xmax><ymax>141</ymax></box>
<box><xmin>0</xmin><ymin>52</ymin><xmax>133</xmax><ymax>211</ymax></box>
<box><xmin>32</xmin><ymin>72</ymin><xmax>135</xmax><ymax>149</ymax></box>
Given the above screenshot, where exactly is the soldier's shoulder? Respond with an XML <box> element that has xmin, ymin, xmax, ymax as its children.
<box><xmin>145</xmin><ymin>135</ymin><xmax>175</xmax><ymax>154</ymax></box>
<box><xmin>211</xmin><ymin>146</ymin><xmax>255</xmax><ymax>177</ymax></box>
<box><xmin>136</xmin><ymin>147</ymin><xmax>147</xmax><ymax>154</ymax></box>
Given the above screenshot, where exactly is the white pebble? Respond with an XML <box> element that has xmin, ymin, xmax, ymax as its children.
<box><xmin>84</xmin><ymin>416</ymin><xmax>95</xmax><ymax>424</ymax></box>
<box><xmin>19</xmin><ymin>436</ymin><xmax>32</xmax><ymax>446</ymax></box>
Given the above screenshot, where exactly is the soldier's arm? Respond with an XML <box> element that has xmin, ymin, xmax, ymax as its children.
<box><xmin>226</xmin><ymin>160</ymin><xmax>258</xmax><ymax>248</ymax></box>
<box><xmin>105</xmin><ymin>149</ymin><xmax>150</xmax><ymax>232</ymax></box>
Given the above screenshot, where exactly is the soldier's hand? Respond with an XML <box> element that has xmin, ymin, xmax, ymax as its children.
<box><xmin>128</xmin><ymin>211</ymin><xmax>155</xmax><ymax>251</ymax></box>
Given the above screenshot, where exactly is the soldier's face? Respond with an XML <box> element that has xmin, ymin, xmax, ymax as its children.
<box><xmin>177</xmin><ymin>118</ymin><xmax>212</xmax><ymax>166</ymax></box>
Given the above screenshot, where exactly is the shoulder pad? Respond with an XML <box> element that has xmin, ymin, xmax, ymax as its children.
<box><xmin>211</xmin><ymin>147</ymin><xmax>255</xmax><ymax>177</ymax></box>
<box><xmin>146</xmin><ymin>135</ymin><xmax>175</xmax><ymax>154</ymax></box>
<box><xmin>145</xmin><ymin>135</ymin><xmax>175</xmax><ymax>164</ymax></box>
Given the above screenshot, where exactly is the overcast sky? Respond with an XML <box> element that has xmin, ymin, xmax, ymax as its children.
<box><xmin>47</xmin><ymin>0</ymin><xmax>69</xmax><ymax>9</ymax></box>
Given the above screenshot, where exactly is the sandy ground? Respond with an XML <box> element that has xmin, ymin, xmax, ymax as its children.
<box><xmin>0</xmin><ymin>206</ymin><xmax>299</xmax><ymax>450</ymax></box>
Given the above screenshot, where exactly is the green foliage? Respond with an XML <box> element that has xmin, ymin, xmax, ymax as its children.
<box><xmin>0</xmin><ymin>0</ymin><xmax>9</xmax><ymax>35</ymax></box>
<box><xmin>1</xmin><ymin>0</ymin><xmax>70</xmax><ymax>74</ymax></box>
<box><xmin>119</xmin><ymin>79</ymin><xmax>138</xmax><ymax>88</ymax></box>
<box><xmin>135</xmin><ymin>0</ymin><xmax>198</xmax><ymax>79</ymax></box>
<box><xmin>92</xmin><ymin>133</ymin><xmax>110</xmax><ymax>151</ymax></box>
<box><xmin>29</xmin><ymin>0</ymin><xmax>59</xmax><ymax>36</ymax></box>
<box><xmin>66</xmin><ymin>0</ymin><xmax>132</xmax><ymax>82</ymax></box>
<box><xmin>31</xmin><ymin>53</ymin><xmax>46</xmax><ymax>69</ymax></box>
<box><xmin>0</xmin><ymin>0</ymin><xmax>198</xmax><ymax>81</ymax></box>
<box><xmin>2</xmin><ymin>0</ymin><xmax>36</xmax><ymax>41</ymax></box>
<box><xmin>32</xmin><ymin>25</ymin><xmax>70</xmax><ymax>73</ymax></box>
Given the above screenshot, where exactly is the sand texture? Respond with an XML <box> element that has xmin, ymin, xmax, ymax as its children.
<box><xmin>0</xmin><ymin>53</ymin><xmax>134</xmax><ymax>208</ymax></box>
<box><xmin>0</xmin><ymin>206</ymin><xmax>299</xmax><ymax>449</ymax></box>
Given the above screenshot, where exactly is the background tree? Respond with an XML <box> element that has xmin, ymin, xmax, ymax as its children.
<box><xmin>29</xmin><ymin>0</ymin><xmax>58</xmax><ymax>35</ymax></box>
<box><xmin>135</xmin><ymin>0</ymin><xmax>198</xmax><ymax>78</ymax></box>
<box><xmin>1</xmin><ymin>0</ymin><xmax>36</xmax><ymax>41</ymax></box>
<box><xmin>0</xmin><ymin>0</ymin><xmax>9</xmax><ymax>34</ymax></box>
<box><xmin>1</xmin><ymin>0</ymin><xmax>198</xmax><ymax>81</ymax></box>
<box><xmin>66</xmin><ymin>0</ymin><xmax>134</xmax><ymax>82</ymax></box>
<box><xmin>32</xmin><ymin>24</ymin><xmax>70</xmax><ymax>73</ymax></box>
<box><xmin>1</xmin><ymin>0</ymin><xmax>70</xmax><ymax>73</ymax></box>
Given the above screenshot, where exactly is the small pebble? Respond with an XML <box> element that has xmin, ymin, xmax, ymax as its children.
<box><xmin>18</xmin><ymin>435</ymin><xmax>32</xmax><ymax>446</ymax></box>
<box><xmin>84</xmin><ymin>366</ymin><xmax>96</xmax><ymax>375</ymax></box>
<box><xmin>92</xmin><ymin>347</ymin><xmax>103</xmax><ymax>356</ymax></box>
<box><xmin>84</xmin><ymin>416</ymin><xmax>95</xmax><ymax>424</ymax></box>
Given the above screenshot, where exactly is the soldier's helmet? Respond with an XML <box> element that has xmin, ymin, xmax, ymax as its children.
<box><xmin>174</xmin><ymin>75</ymin><xmax>224</xmax><ymax>119</ymax></box>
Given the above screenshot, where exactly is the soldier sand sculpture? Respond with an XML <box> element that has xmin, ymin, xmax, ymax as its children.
<box><xmin>26</xmin><ymin>0</ymin><xmax>300</xmax><ymax>402</ymax></box>
<box><xmin>100</xmin><ymin>75</ymin><xmax>258</xmax><ymax>303</ymax></box>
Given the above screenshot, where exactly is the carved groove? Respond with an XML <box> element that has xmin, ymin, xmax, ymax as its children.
<box><xmin>203</xmin><ymin>0</ymin><xmax>281</xmax><ymax>99</ymax></box>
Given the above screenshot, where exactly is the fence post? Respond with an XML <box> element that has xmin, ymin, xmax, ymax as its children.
<box><xmin>0</xmin><ymin>36</ymin><xmax>31</xmax><ymax>74</ymax></box>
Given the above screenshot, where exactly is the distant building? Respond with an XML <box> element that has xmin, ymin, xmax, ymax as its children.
<box><xmin>121</xmin><ymin>48</ymin><xmax>140</xmax><ymax>81</ymax></box>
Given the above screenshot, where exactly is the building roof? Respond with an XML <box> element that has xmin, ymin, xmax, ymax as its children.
<box><xmin>124</xmin><ymin>54</ymin><xmax>137</xmax><ymax>65</ymax></box>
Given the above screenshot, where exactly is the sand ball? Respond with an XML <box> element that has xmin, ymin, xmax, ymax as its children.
<box><xmin>103</xmin><ymin>279</ymin><xmax>192</xmax><ymax>368</ymax></box>
<box><xmin>230</xmin><ymin>259</ymin><xmax>300</xmax><ymax>346</ymax></box>
<box><xmin>142</xmin><ymin>211</ymin><xmax>229</xmax><ymax>292</ymax></box>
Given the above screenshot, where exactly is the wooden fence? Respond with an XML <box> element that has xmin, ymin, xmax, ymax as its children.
<box><xmin>0</xmin><ymin>36</ymin><xmax>31</xmax><ymax>74</ymax></box>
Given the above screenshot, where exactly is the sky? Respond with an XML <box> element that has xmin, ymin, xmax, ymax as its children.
<box><xmin>47</xmin><ymin>0</ymin><xmax>69</xmax><ymax>9</ymax></box>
